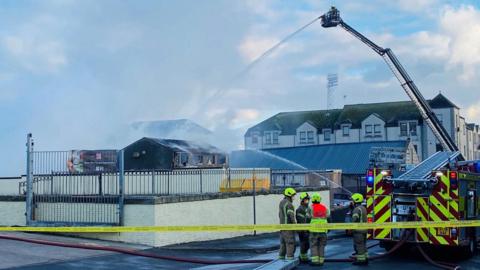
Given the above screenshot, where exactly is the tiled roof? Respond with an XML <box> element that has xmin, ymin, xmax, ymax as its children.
<box><xmin>245</xmin><ymin>94</ymin><xmax>457</xmax><ymax>135</ymax></box>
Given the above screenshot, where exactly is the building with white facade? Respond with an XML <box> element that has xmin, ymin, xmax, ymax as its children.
<box><xmin>245</xmin><ymin>94</ymin><xmax>480</xmax><ymax>161</ymax></box>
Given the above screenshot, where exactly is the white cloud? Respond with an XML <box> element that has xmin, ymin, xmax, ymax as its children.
<box><xmin>396</xmin><ymin>0</ymin><xmax>438</xmax><ymax>11</ymax></box>
<box><xmin>244</xmin><ymin>0</ymin><xmax>279</xmax><ymax>20</ymax></box>
<box><xmin>466</xmin><ymin>102</ymin><xmax>480</xmax><ymax>124</ymax></box>
<box><xmin>237</xmin><ymin>36</ymin><xmax>280</xmax><ymax>62</ymax></box>
<box><xmin>439</xmin><ymin>5</ymin><xmax>480</xmax><ymax>80</ymax></box>
<box><xmin>2</xmin><ymin>27</ymin><xmax>67</xmax><ymax>73</ymax></box>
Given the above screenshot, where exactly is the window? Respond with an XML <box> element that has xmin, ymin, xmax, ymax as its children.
<box><xmin>272</xmin><ymin>132</ymin><xmax>279</xmax><ymax>145</ymax></box>
<box><xmin>413</xmin><ymin>144</ymin><xmax>418</xmax><ymax>153</ymax></box>
<box><xmin>265</xmin><ymin>132</ymin><xmax>272</xmax><ymax>145</ymax></box>
<box><xmin>409</xmin><ymin>122</ymin><xmax>417</xmax><ymax>136</ymax></box>
<box><xmin>400</xmin><ymin>122</ymin><xmax>408</xmax><ymax>137</ymax></box>
<box><xmin>299</xmin><ymin>131</ymin><xmax>306</xmax><ymax>144</ymax></box>
<box><xmin>342</xmin><ymin>125</ymin><xmax>350</xmax><ymax>136</ymax></box>
<box><xmin>307</xmin><ymin>131</ymin><xmax>314</xmax><ymax>144</ymax></box>
<box><xmin>374</xmin><ymin>124</ymin><xmax>381</xmax><ymax>134</ymax></box>
<box><xmin>365</xmin><ymin>125</ymin><xmax>373</xmax><ymax>135</ymax></box>
<box><xmin>324</xmin><ymin>129</ymin><xmax>331</xmax><ymax>141</ymax></box>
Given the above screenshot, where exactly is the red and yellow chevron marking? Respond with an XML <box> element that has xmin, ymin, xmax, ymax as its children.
<box><xmin>373</xmin><ymin>195</ymin><xmax>392</xmax><ymax>239</ymax></box>
<box><xmin>374</xmin><ymin>176</ymin><xmax>393</xmax><ymax>195</ymax></box>
<box><xmin>428</xmin><ymin>173</ymin><xmax>458</xmax><ymax>246</ymax></box>
<box><xmin>367</xmin><ymin>168</ymin><xmax>393</xmax><ymax>239</ymax></box>
<box><xmin>416</xmin><ymin>197</ymin><xmax>429</xmax><ymax>242</ymax></box>
<box><xmin>366</xmin><ymin>195</ymin><xmax>374</xmax><ymax>240</ymax></box>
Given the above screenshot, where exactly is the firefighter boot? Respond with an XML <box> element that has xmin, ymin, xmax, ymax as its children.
<box><xmin>299</xmin><ymin>253</ymin><xmax>309</xmax><ymax>263</ymax></box>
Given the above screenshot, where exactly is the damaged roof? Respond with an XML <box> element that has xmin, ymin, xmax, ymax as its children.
<box><xmin>126</xmin><ymin>137</ymin><xmax>224</xmax><ymax>154</ymax></box>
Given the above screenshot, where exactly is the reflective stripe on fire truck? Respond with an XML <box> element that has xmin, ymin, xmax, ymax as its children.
<box><xmin>366</xmin><ymin>168</ymin><xmax>392</xmax><ymax>240</ymax></box>
<box><xmin>373</xmin><ymin>195</ymin><xmax>392</xmax><ymax>239</ymax></box>
<box><xmin>416</xmin><ymin>197</ymin><xmax>429</xmax><ymax>242</ymax></box>
<box><xmin>428</xmin><ymin>172</ymin><xmax>459</xmax><ymax>246</ymax></box>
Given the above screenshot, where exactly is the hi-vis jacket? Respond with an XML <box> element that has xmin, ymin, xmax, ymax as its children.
<box><xmin>310</xmin><ymin>203</ymin><xmax>329</xmax><ymax>233</ymax></box>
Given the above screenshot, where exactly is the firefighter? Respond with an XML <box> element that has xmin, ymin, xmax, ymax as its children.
<box><xmin>309</xmin><ymin>193</ymin><xmax>329</xmax><ymax>266</ymax></box>
<box><xmin>278</xmin><ymin>187</ymin><xmax>297</xmax><ymax>260</ymax></box>
<box><xmin>296</xmin><ymin>192</ymin><xmax>312</xmax><ymax>263</ymax></box>
<box><xmin>351</xmin><ymin>193</ymin><xmax>368</xmax><ymax>265</ymax></box>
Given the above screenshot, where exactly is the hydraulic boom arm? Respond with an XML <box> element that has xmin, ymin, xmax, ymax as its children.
<box><xmin>320</xmin><ymin>7</ymin><xmax>460</xmax><ymax>154</ymax></box>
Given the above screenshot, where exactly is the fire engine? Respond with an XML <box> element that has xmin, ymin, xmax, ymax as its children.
<box><xmin>320</xmin><ymin>7</ymin><xmax>479</xmax><ymax>255</ymax></box>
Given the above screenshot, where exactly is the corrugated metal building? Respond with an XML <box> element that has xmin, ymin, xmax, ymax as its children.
<box><xmin>231</xmin><ymin>140</ymin><xmax>414</xmax><ymax>193</ymax></box>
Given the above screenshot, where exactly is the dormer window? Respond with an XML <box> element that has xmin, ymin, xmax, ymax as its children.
<box><xmin>399</xmin><ymin>121</ymin><xmax>417</xmax><ymax>137</ymax></box>
<box><xmin>264</xmin><ymin>131</ymin><xmax>280</xmax><ymax>145</ymax></box>
<box><xmin>272</xmin><ymin>132</ymin><xmax>279</xmax><ymax>144</ymax></box>
<box><xmin>299</xmin><ymin>131</ymin><xmax>306</xmax><ymax>144</ymax></box>
<box><xmin>374</xmin><ymin>124</ymin><xmax>381</xmax><ymax>134</ymax></box>
<box><xmin>323</xmin><ymin>129</ymin><xmax>331</xmax><ymax>141</ymax></box>
<box><xmin>365</xmin><ymin>125</ymin><xmax>373</xmax><ymax>135</ymax></box>
<box><xmin>265</xmin><ymin>132</ymin><xmax>272</xmax><ymax>145</ymax></box>
<box><xmin>307</xmin><ymin>131</ymin><xmax>314</xmax><ymax>144</ymax></box>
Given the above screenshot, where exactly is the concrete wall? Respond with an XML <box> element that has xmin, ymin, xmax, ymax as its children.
<box><xmin>0</xmin><ymin>189</ymin><xmax>330</xmax><ymax>247</ymax></box>
<box><xmin>0</xmin><ymin>201</ymin><xmax>26</xmax><ymax>226</ymax></box>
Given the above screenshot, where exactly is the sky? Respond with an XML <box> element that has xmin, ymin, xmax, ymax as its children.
<box><xmin>1</xmin><ymin>0</ymin><xmax>480</xmax><ymax>175</ymax></box>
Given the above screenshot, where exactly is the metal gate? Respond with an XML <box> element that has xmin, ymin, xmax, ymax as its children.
<box><xmin>25</xmin><ymin>134</ymin><xmax>124</xmax><ymax>226</ymax></box>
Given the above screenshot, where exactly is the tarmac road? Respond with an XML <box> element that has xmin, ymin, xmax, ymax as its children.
<box><xmin>296</xmin><ymin>237</ymin><xmax>480</xmax><ymax>270</ymax></box>
<box><xmin>1</xmin><ymin>232</ymin><xmax>479</xmax><ymax>270</ymax></box>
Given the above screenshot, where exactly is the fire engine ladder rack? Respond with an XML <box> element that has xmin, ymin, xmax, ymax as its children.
<box><xmin>394</xmin><ymin>151</ymin><xmax>461</xmax><ymax>181</ymax></box>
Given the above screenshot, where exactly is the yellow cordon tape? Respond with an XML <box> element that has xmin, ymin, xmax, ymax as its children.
<box><xmin>0</xmin><ymin>220</ymin><xmax>479</xmax><ymax>233</ymax></box>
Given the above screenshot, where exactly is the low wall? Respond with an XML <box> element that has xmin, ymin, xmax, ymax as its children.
<box><xmin>0</xmin><ymin>188</ymin><xmax>330</xmax><ymax>247</ymax></box>
<box><xmin>0</xmin><ymin>199</ymin><xmax>26</xmax><ymax>226</ymax></box>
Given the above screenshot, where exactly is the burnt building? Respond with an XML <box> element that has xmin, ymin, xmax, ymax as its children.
<box><xmin>123</xmin><ymin>137</ymin><xmax>227</xmax><ymax>171</ymax></box>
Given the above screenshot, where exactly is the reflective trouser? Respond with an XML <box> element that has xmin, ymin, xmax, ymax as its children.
<box><xmin>298</xmin><ymin>231</ymin><xmax>310</xmax><ymax>261</ymax></box>
<box><xmin>279</xmin><ymin>230</ymin><xmax>296</xmax><ymax>260</ymax></box>
<box><xmin>309</xmin><ymin>232</ymin><xmax>327</xmax><ymax>265</ymax></box>
<box><xmin>353</xmin><ymin>230</ymin><xmax>368</xmax><ymax>262</ymax></box>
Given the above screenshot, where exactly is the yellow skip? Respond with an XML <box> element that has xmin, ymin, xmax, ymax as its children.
<box><xmin>0</xmin><ymin>220</ymin><xmax>479</xmax><ymax>233</ymax></box>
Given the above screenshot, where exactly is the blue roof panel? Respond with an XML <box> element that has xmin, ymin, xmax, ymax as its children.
<box><xmin>231</xmin><ymin>141</ymin><xmax>407</xmax><ymax>174</ymax></box>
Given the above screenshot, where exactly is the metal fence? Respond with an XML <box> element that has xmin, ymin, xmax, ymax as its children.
<box><xmin>271</xmin><ymin>170</ymin><xmax>335</xmax><ymax>188</ymax></box>
<box><xmin>23</xmin><ymin>134</ymin><xmax>333</xmax><ymax>227</ymax></box>
<box><xmin>25</xmin><ymin>134</ymin><xmax>124</xmax><ymax>226</ymax></box>
<box><xmin>22</xmin><ymin>169</ymin><xmax>272</xmax><ymax>197</ymax></box>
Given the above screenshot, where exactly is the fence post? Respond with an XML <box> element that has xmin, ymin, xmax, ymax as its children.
<box><xmin>118</xmin><ymin>150</ymin><xmax>125</xmax><ymax>225</ymax></box>
<box><xmin>98</xmin><ymin>174</ymin><xmax>103</xmax><ymax>195</ymax></box>
<box><xmin>25</xmin><ymin>133</ymin><xmax>34</xmax><ymax>226</ymax></box>
<box><xmin>151</xmin><ymin>169</ymin><xmax>155</xmax><ymax>195</ymax></box>
<box><xmin>252</xmin><ymin>169</ymin><xmax>257</xmax><ymax>236</ymax></box>
<box><xmin>167</xmin><ymin>172</ymin><xmax>170</xmax><ymax>195</ymax></box>
<box><xmin>199</xmin><ymin>169</ymin><xmax>203</xmax><ymax>194</ymax></box>
<box><xmin>227</xmin><ymin>168</ymin><xmax>231</xmax><ymax>189</ymax></box>
<box><xmin>269</xmin><ymin>169</ymin><xmax>273</xmax><ymax>189</ymax></box>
